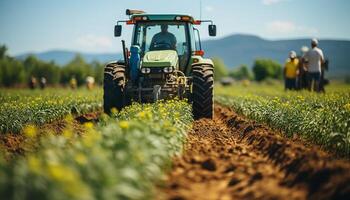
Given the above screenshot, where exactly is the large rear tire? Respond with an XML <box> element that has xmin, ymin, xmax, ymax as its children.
<box><xmin>192</xmin><ymin>65</ymin><xmax>214</xmax><ymax>120</ymax></box>
<box><xmin>103</xmin><ymin>62</ymin><xmax>126</xmax><ymax>114</ymax></box>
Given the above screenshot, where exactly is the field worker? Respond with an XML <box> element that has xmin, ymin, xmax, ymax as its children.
<box><xmin>39</xmin><ymin>77</ymin><xmax>47</xmax><ymax>89</ymax></box>
<box><xmin>70</xmin><ymin>76</ymin><xmax>77</xmax><ymax>89</ymax></box>
<box><xmin>284</xmin><ymin>51</ymin><xmax>299</xmax><ymax>90</ymax></box>
<box><xmin>86</xmin><ymin>76</ymin><xmax>95</xmax><ymax>90</ymax></box>
<box><xmin>319</xmin><ymin>58</ymin><xmax>329</xmax><ymax>93</ymax></box>
<box><xmin>29</xmin><ymin>76</ymin><xmax>37</xmax><ymax>89</ymax></box>
<box><xmin>150</xmin><ymin>24</ymin><xmax>177</xmax><ymax>50</ymax></box>
<box><xmin>303</xmin><ymin>39</ymin><xmax>325</xmax><ymax>92</ymax></box>
<box><xmin>296</xmin><ymin>46</ymin><xmax>309</xmax><ymax>90</ymax></box>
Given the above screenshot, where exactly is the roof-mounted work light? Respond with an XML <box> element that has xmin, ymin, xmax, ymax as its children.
<box><xmin>126</xmin><ymin>9</ymin><xmax>146</xmax><ymax>16</ymax></box>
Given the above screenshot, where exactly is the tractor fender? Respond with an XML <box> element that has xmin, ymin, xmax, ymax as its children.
<box><xmin>191</xmin><ymin>56</ymin><xmax>214</xmax><ymax>68</ymax></box>
<box><xmin>106</xmin><ymin>61</ymin><xmax>118</xmax><ymax>65</ymax></box>
<box><xmin>106</xmin><ymin>59</ymin><xmax>125</xmax><ymax>66</ymax></box>
<box><xmin>186</xmin><ymin>56</ymin><xmax>214</xmax><ymax>75</ymax></box>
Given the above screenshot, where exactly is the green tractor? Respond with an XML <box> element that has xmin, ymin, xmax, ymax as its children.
<box><xmin>104</xmin><ymin>9</ymin><xmax>217</xmax><ymax>119</ymax></box>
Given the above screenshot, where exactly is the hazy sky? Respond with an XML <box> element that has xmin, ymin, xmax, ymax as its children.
<box><xmin>0</xmin><ymin>0</ymin><xmax>349</xmax><ymax>55</ymax></box>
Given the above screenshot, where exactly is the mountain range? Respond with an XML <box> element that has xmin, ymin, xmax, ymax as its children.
<box><xmin>16</xmin><ymin>51</ymin><xmax>122</xmax><ymax>66</ymax></box>
<box><xmin>203</xmin><ymin>34</ymin><xmax>350</xmax><ymax>76</ymax></box>
<box><xmin>16</xmin><ymin>34</ymin><xmax>350</xmax><ymax>76</ymax></box>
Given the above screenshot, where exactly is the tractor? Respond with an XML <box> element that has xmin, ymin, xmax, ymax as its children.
<box><xmin>104</xmin><ymin>9</ymin><xmax>217</xmax><ymax>119</ymax></box>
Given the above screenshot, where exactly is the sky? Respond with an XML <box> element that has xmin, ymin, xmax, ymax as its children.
<box><xmin>0</xmin><ymin>0</ymin><xmax>349</xmax><ymax>55</ymax></box>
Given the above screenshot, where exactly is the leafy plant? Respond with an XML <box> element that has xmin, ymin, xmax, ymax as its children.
<box><xmin>0</xmin><ymin>100</ymin><xmax>192</xmax><ymax>200</ymax></box>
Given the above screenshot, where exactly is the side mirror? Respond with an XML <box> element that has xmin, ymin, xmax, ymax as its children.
<box><xmin>114</xmin><ymin>25</ymin><xmax>122</xmax><ymax>37</ymax></box>
<box><xmin>208</xmin><ymin>25</ymin><xmax>216</xmax><ymax>37</ymax></box>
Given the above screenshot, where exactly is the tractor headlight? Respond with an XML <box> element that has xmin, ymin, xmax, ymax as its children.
<box><xmin>141</xmin><ymin>67</ymin><xmax>151</xmax><ymax>74</ymax></box>
<box><xmin>163</xmin><ymin>66</ymin><xmax>174</xmax><ymax>73</ymax></box>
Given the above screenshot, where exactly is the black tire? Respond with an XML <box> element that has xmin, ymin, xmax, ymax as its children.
<box><xmin>103</xmin><ymin>62</ymin><xmax>126</xmax><ymax>114</ymax></box>
<box><xmin>192</xmin><ymin>65</ymin><xmax>214</xmax><ymax>120</ymax></box>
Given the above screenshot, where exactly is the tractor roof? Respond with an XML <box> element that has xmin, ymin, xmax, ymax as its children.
<box><xmin>130</xmin><ymin>14</ymin><xmax>198</xmax><ymax>24</ymax></box>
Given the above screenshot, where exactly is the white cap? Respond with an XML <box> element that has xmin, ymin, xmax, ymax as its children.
<box><xmin>311</xmin><ymin>38</ymin><xmax>318</xmax><ymax>46</ymax></box>
<box><xmin>301</xmin><ymin>46</ymin><xmax>309</xmax><ymax>53</ymax></box>
<box><xmin>289</xmin><ymin>51</ymin><xmax>297</xmax><ymax>59</ymax></box>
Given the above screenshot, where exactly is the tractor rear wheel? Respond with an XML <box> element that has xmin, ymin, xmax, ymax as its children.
<box><xmin>192</xmin><ymin>65</ymin><xmax>214</xmax><ymax>120</ymax></box>
<box><xmin>103</xmin><ymin>62</ymin><xmax>126</xmax><ymax>114</ymax></box>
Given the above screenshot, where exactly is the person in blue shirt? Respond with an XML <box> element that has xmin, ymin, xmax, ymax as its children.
<box><xmin>150</xmin><ymin>24</ymin><xmax>177</xmax><ymax>50</ymax></box>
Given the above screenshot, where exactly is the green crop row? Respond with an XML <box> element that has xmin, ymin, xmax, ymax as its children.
<box><xmin>0</xmin><ymin>88</ymin><xmax>102</xmax><ymax>134</ymax></box>
<box><xmin>0</xmin><ymin>99</ymin><xmax>192</xmax><ymax>200</ymax></box>
<box><xmin>216</xmin><ymin>84</ymin><xmax>350</xmax><ymax>156</ymax></box>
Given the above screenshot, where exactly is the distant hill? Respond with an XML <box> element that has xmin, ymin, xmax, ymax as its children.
<box><xmin>202</xmin><ymin>34</ymin><xmax>350</xmax><ymax>76</ymax></box>
<box><xmin>16</xmin><ymin>34</ymin><xmax>350</xmax><ymax>76</ymax></box>
<box><xmin>16</xmin><ymin>50</ymin><xmax>122</xmax><ymax>66</ymax></box>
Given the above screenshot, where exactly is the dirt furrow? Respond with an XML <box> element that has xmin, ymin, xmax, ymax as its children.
<box><xmin>160</xmin><ymin>105</ymin><xmax>350</xmax><ymax>200</ymax></box>
<box><xmin>0</xmin><ymin>111</ymin><xmax>101</xmax><ymax>158</ymax></box>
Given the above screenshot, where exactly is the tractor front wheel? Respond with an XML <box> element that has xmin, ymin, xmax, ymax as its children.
<box><xmin>192</xmin><ymin>65</ymin><xmax>214</xmax><ymax>120</ymax></box>
<box><xmin>103</xmin><ymin>62</ymin><xmax>126</xmax><ymax>114</ymax></box>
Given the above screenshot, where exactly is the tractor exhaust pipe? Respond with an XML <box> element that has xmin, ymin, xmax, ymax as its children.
<box><xmin>122</xmin><ymin>40</ymin><xmax>130</xmax><ymax>77</ymax></box>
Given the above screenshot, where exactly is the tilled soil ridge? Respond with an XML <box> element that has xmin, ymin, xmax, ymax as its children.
<box><xmin>0</xmin><ymin>111</ymin><xmax>101</xmax><ymax>158</ymax></box>
<box><xmin>161</xmin><ymin>105</ymin><xmax>350</xmax><ymax>200</ymax></box>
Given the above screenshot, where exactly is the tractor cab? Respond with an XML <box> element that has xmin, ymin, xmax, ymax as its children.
<box><xmin>134</xmin><ymin>20</ymin><xmax>188</xmax><ymax>72</ymax></box>
<box><xmin>115</xmin><ymin>11</ymin><xmax>216</xmax><ymax>75</ymax></box>
<box><xmin>104</xmin><ymin>9</ymin><xmax>216</xmax><ymax>119</ymax></box>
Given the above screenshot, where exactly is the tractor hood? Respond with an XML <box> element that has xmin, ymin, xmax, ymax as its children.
<box><xmin>142</xmin><ymin>50</ymin><xmax>178</xmax><ymax>68</ymax></box>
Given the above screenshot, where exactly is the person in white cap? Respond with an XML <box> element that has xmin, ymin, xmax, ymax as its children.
<box><xmin>284</xmin><ymin>51</ymin><xmax>299</xmax><ymax>90</ymax></box>
<box><xmin>303</xmin><ymin>38</ymin><xmax>325</xmax><ymax>92</ymax></box>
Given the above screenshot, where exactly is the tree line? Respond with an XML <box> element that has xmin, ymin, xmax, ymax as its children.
<box><xmin>212</xmin><ymin>57</ymin><xmax>282</xmax><ymax>82</ymax></box>
<box><xmin>0</xmin><ymin>45</ymin><xmax>104</xmax><ymax>87</ymax></box>
<box><xmin>0</xmin><ymin>44</ymin><xmax>284</xmax><ymax>87</ymax></box>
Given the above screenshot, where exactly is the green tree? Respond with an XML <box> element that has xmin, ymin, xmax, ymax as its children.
<box><xmin>229</xmin><ymin>65</ymin><xmax>254</xmax><ymax>80</ymax></box>
<box><xmin>0</xmin><ymin>45</ymin><xmax>26</xmax><ymax>86</ymax></box>
<box><xmin>252</xmin><ymin>59</ymin><xmax>282</xmax><ymax>82</ymax></box>
<box><xmin>23</xmin><ymin>55</ymin><xmax>61</xmax><ymax>85</ymax></box>
<box><xmin>345</xmin><ymin>75</ymin><xmax>350</xmax><ymax>84</ymax></box>
<box><xmin>91</xmin><ymin>60</ymin><xmax>104</xmax><ymax>85</ymax></box>
<box><xmin>0</xmin><ymin>45</ymin><xmax>5</xmax><ymax>84</ymax></box>
<box><xmin>212</xmin><ymin>57</ymin><xmax>228</xmax><ymax>81</ymax></box>
<box><xmin>0</xmin><ymin>59</ymin><xmax>26</xmax><ymax>87</ymax></box>
<box><xmin>0</xmin><ymin>45</ymin><xmax>7</xmax><ymax>59</ymax></box>
<box><xmin>61</xmin><ymin>54</ymin><xmax>94</xmax><ymax>86</ymax></box>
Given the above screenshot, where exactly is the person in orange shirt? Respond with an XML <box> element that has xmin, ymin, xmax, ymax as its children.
<box><xmin>284</xmin><ymin>51</ymin><xmax>299</xmax><ymax>90</ymax></box>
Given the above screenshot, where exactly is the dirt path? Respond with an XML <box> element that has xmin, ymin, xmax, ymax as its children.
<box><xmin>161</xmin><ymin>105</ymin><xmax>350</xmax><ymax>200</ymax></box>
<box><xmin>0</xmin><ymin>111</ymin><xmax>101</xmax><ymax>158</ymax></box>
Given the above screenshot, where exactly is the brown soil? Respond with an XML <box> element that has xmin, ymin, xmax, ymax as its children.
<box><xmin>0</xmin><ymin>111</ymin><xmax>101</xmax><ymax>158</ymax></box>
<box><xmin>160</xmin><ymin>105</ymin><xmax>350</xmax><ymax>200</ymax></box>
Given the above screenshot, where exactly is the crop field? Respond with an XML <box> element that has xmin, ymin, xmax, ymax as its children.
<box><xmin>0</xmin><ymin>97</ymin><xmax>192</xmax><ymax>199</ymax></box>
<box><xmin>0</xmin><ymin>88</ymin><xmax>102</xmax><ymax>134</ymax></box>
<box><xmin>216</xmin><ymin>84</ymin><xmax>350</xmax><ymax>156</ymax></box>
<box><xmin>0</xmin><ymin>84</ymin><xmax>350</xmax><ymax>200</ymax></box>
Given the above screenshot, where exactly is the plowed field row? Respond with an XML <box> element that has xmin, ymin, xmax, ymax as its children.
<box><xmin>161</xmin><ymin>105</ymin><xmax>350</xmax><ymax>200</ymax></box>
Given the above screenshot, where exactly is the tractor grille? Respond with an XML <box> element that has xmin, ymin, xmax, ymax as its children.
<box><xmin>144</xmin><ymin>67</ymin><xmax>165</xmax><ymax>79</ymax></box>
<box><xmin>142</xmin><ymin>67</ymin><xmax>169</xmax><ymax>80</ymax></box>
<box><xmin>148</xmin><ymin>73</ymin><xmax>163</xmax><ymax>79</ymax></box>
<box><xmin>149</xmin><ymin>68</ymin><xmax>164</xmax><ymax>73</ymax></box>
